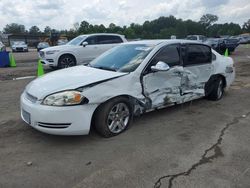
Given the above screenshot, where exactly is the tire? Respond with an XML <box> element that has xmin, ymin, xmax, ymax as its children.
<box><xmin>94</xmin><ymin>97</ymin><xmax>133</xmax><ymax>137</ymax></box>
<box><xmin>58</xmin><ymin>54</ymin><xmax>76</xmax><ymax>69</ymax></box>
<box><xmin>206</xmin><ymin>77</ymin><xmax>224</xmax><ymax>101</ymax></box>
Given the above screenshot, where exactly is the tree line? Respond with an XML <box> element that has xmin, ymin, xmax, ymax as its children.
<box><xmin>1</xmin><ymin>14</ymin><xmax>250</xmax><ymax>39</ymax></box>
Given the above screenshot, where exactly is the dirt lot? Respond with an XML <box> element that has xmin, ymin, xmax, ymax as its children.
<box><xmin>0</xmin><ymin>45</ymin><xmax>250</xmax><ymax>188</ymax></box>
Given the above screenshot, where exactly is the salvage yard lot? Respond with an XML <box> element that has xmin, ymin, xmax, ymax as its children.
<box><xmin>0</xmin><ymin>45</ymin><xmax>250</xmax><ymax>188</ymax></box>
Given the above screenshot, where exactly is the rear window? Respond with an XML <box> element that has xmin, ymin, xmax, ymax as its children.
<box><xmin>97</xmin><ymin>35</ymin><xmax>123</xmax><ymax>44</ymax></box>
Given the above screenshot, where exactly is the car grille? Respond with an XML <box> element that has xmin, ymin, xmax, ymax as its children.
<box><xmin>25</xmin><ymin>92</ymin><xmax>38</xmax><ymax>103</ymax></box>
<box><xmin>39</xmin><ymin>51</ymin><xmax>45</xmax><ymax>58</ymax></box>
<box><xmin>16</xmin><ymin>47</ymin><xmax>23</xmax><ymax>51</ymax></box>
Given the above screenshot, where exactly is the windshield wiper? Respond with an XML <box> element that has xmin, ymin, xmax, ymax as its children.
<box><xmin>93</xmin><ymin>66</ymin><xmax>117</xmax><ymax>72</ymax></box>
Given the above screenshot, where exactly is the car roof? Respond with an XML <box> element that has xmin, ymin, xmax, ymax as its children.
<box><xmin>187</xmin><ymin>35</ymin><xmax>204</xmax><ymax>37</ymax></box>
<box><xmin>122</xmin><ymin>39</ymin><xmax>203</xmax><ymax>46</ymax></box>
<box><xmin>79</xmin><ymin>33</ymin><xmax>124</xmax><ymax>37</ymax></box>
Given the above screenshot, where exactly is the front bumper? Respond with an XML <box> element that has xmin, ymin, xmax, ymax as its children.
<box><xmin>13</xmin><ymin>47</ymin><xmax>28</xmax><ymax>52</ymax></box>
<box><xmin>38</xmin><ymin>52</ymin><xmax>57</xmax><ymax>67</ymax></box>
<box><xmin>40</xmin><ymin>59</ymin><xmax>56</xmax><ymax>66</ymax></box>
<box><xmin>20</xmin><ymin>92</ymin><xmax>98</xmax><ymax>135</ymax></box>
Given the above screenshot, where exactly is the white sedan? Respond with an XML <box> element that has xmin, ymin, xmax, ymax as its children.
<box><xmin>21</xmin><ymin>40</ymin><xmax>235</xmax><ymax>137</ymax></box>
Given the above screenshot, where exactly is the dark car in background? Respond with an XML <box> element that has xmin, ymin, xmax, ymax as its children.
<box><xmin>223</xmin><ymin>38</ymin><xmax>239</xmax><ymax>52</ymax></box>
<box><xmin>37</xmin><ymin>42</ymin><xmax>50</xmax><ymax>51</ymax></box>
<box><xmin>205</xmin><ymin>37</ymin><xmax>239</xmax><ymax>55</ymax></box>
<box><xmin>204</xmin><ymin>38</ymin><xmax>227</xmax><ymax>55</ymax></box>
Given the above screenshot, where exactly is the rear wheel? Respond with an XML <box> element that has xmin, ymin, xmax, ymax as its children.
<box><xmin>206</xmin><ymin>77</ymin><xmax>224</xmax><ymax>101</ymax></box>
<box><xmin>58</xmin><ymin>55</ymin><xmax>76</xmax><ymax>69</ymax></box>
<box><xmin>94</xmin><ymin>97</ymin><xmax>133</xmax><ymax>137</ymax></box>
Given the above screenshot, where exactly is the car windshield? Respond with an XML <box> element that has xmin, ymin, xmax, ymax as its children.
<box><xmin>89</xmin><ymin>44</ymin><xmax>153</xmax><ymax>72</ymax></box>
<box><xmin>14</xmin><ymin>41</ymin><xmax>25</xmax><ymax>45</ymax></box>
<box><xmin>39</xmin><ymin>42</ymin><xmax>49</xmax><ymax>46</ymax></box>
<box><xmin>67</xmin><ymin>36</ymin><xmax>87</xmax><ymax>45</ymax></box>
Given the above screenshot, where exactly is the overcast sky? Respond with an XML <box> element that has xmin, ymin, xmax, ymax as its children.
<box><xmin>0</xmin><ymin>0</ymin><xmax>249</xmax><ymax>31</ymax></box>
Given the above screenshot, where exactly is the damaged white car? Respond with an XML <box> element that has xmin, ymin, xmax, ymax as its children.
<box><xmin>21</xmin><ymin>40</ymin><xmax>235</xmax><ymax>137</ymax></box>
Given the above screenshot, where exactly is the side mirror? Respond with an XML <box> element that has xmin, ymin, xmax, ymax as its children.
<box><xmin>82</xmin><ymin>41</ymin><xmax>88</xmax><ymax>47</ymax></box>
<box><xmin>151</xmin><ymin>61</ymin><xmax>170</xmax><ymax>72</ymax></box>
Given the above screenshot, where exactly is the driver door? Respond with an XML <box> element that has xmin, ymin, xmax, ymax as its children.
<box><xmin>142</xmin><ymin>44</ymin><xmax>183</xmax><ymax>108</ymax></box>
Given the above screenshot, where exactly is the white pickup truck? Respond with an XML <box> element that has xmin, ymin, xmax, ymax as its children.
<box><xmin>39</xmin><ymin>33</ymin><xmax>127</xmax><ymax>69</ymax></box>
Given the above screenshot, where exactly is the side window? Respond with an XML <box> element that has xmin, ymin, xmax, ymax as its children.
<box><xmin>85</xmin><ymin>36</ymin><xmax>97</xmax><ymax>45</ymax></box>
<box><xmin>97</xmin><ymin>35</ymin><xmax>123</xmax><ymax>44</ymax></box>
<box><xmin>212</xmin><ymin>53</ymin><xmax>216</xmax><ymax>61</ymax></box>
<box><xmin>150</xmin><ymin>44</ymin><xmax>180</xmax><ymax>67</ymax></box>
<box><xmin>109</xmin><ymin>36</ymin><xmax>123</xmax><ymax>43</ymax></box>
<box><xmin>184</xmin><ymin>44</ymin><xmax>211</xmax><ymax>66</ymax></box>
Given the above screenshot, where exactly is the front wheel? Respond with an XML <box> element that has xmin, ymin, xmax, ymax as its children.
<box><xmin>94</xmin><ymin>97</ymin><xmax>133</xmax><ymax>137</ymax></box>
<box><xmin>58</xmin><ymin>55</ymin><xmax>76</xmax><ymax>69</ymax></box>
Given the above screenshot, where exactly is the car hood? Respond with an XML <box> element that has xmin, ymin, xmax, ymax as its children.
<box><xmin>13</xmin><ymin>44</ymin><xmax>27</xmax><ymax>48</ymax></box>
<box><xmin>41</xmin><ymin>44</ymin><xmax>77</xmax><ymax>52</ymax></box>
<box><xmin>26</xmin><ymin>66</ymin><xmax>127</xmax><ymax>99</ymax></box>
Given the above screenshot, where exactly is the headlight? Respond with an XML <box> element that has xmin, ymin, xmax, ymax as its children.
<box><xmin>42</xmin><ymin>91</ymin><xmax>88</xmax><ymax>106</ymax></box>
<box><xmin>46</xmin><ymin>50</ymin><xmax>60</xmax><ymax>55</ymax></box>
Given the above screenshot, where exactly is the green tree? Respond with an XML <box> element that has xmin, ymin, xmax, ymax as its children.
<box><xmin>243</xmin><ymin>19</ymin><xmax>250</xmax><ymax>32</ymax></box>
<box><xmin>44</xmin><ymin>26</ymin><xmax>52</xmax><ymax>35</ymax></box>
<box><xmin>159</xmin><ymin>27</ymin><xmax>176</xmax><ymax>39</ymax></box>
<box><xmin>73</xmin><ymin>22</ymin><xmax>80</xmax><ymax>31</ymax></box>
<box><xmin>29</xmin><ymin>26</ymin><xmax>41</xmax><ymax>35</ymax></box>
<box><xmin>124</xmin><ymin>27</ymin><xmax>136</xmax><ymax>39</ymax></box>
<box><xmin>199</xmin><ymin>14</ymin><xmax>218</xmax><ymax>28</ymax></box>
<box><xmin>3</xmin><ymin>23</ymin><xmax>26</xmax><ymax>34</ymax></box>
<box><xmin>79</xmin><ymin>21</ymin><xmax>90</xmax><ymax>34</ymax></box>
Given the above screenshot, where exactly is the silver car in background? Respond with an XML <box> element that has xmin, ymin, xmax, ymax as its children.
<box><xmin>11</xmin><ymin>41</ymin><xmax>28</xmax><ymax>52</ymax></box>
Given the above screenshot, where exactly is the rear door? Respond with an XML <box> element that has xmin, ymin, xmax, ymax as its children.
<box><xmin>96</xmin><ymin>35</ymin><xmax>123</xmax><ymax>54</ymax></box>
<box><xmin>181</xmin><ymin>43</ymin><xmax>213</xmax><ymax>96</ymax></box>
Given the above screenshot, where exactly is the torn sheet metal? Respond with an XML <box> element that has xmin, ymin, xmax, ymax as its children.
<box><xmin>142</xmin><ymin>65</ymin><xmax>206</xmax><ymax>109</ymax></box>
